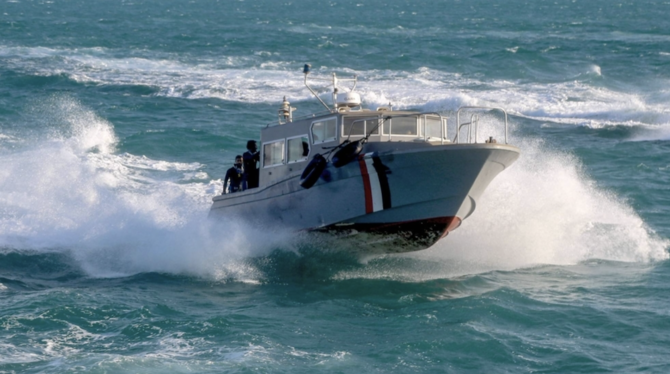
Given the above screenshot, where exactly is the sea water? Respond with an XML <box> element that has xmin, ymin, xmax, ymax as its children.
<box><xmin>1</xmin><ymin>0</ymin><xmax>670</xmax><ymax>372</ymax></box>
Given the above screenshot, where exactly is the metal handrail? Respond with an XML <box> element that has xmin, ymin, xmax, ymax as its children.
<box><xmin>266</xmin><ymin>109</ymin><xmax>337</xmax><ymax>128</ymax></box>
<box><xmin>456</xmin><ymin>121</ymin><xmax>471</xmax><ymax>143</ymax></box>
<box><xmin>456</xmin><ymin>106</ymin><xmax>509</xmax><ymax>144</ymax></box>
<box><xmin>471</xmin><ymin>114</ymin><xmax>479</xmax><ymax>143</ymax></box>
<box><xmin>423</xmin><ymin>114</ymin><xmax>449</xmax><ymax>144</ymax></box>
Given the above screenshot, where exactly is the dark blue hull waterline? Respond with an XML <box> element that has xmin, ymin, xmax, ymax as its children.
<box><xmin>1</xmin><ymin>0</ymin><xmax>670</xmax><ymax>372</ymax></box>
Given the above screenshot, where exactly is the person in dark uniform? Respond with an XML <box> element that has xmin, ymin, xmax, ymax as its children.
<box><xmin>242</xmin><ymin>140</ymin><xmax>260</xmax><ymax>189</ymax></box>
<box><xmin>223</xmin><ymin>155</ymin><xmax>244</xmax><ymax>194</ymax></box>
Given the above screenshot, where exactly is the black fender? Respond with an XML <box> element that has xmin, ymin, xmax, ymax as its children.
<box><xmin>331</xmin><ymin>140</ymin><xmax>363</xmax><ymax>168</ymax></box>
<box><xmin>300</xmin><ymin>154</ymin><xmax>328</xmax><ymax>189</ymax></box>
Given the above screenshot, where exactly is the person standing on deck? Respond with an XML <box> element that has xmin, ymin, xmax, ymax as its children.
<box><xmin>243</xmin><ymin>140</ymin><xmax>260</xmax><ymax>189</ymax></box>
<box><xmin>223</xmin><ymin>155</ymin><xmax>244</xmax><ymax>194</ymax></box>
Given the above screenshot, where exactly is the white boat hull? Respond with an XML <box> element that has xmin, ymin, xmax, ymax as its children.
<box><xmin>210</xmin><ymin>142</ymin><xmax>519</xmax><ymax>253</ymax></box>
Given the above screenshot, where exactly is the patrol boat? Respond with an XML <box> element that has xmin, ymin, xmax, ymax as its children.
<box><xmin>210</xmin><ymin>65</ymin><xmax>520</xmax><ymax>253</ymax></box>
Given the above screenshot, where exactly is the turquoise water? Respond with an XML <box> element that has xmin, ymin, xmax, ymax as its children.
<box><xmin>1</xmin><ymin>0</ymin><xmax>670</xmax><ymax>372</ymax></box>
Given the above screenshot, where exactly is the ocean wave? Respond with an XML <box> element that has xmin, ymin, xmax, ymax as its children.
<box><xmin>0</xmin><ymin>89</ymin><xmax>666</xmax><ymax>283</ymax></box>
<box><xmin>3</xmin><ymin>46</ymin><xmax>670</xmax><ymax>129</ymax></box>
<box><xmin>626</xmin><ymin>124</ymin><xmax>670</xmax><ymax>142</ymax></box>
<box><xmin>326</xmin><ymin>135</ymin><xmax>670</xmax><ymax>281</ymax></box>
<box><xmin>0</xmin><ymin>96</ymin><xmax>292</xmax><ymax>279</ymax></box>
<box><xmin>416</xmin><ymin>137</ymin><xmax>669</xmax><ymax>270</ymax></box>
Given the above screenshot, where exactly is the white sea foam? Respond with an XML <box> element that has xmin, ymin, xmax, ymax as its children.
<box><xmin>144</xmin><ymin>335</ymin><xmax>206</xmax><ymax>359</ymax></box>
<box><xmin>1</xmin><ymin>95</ymin><xmax>666</xmax><ymax>282</ymax></box>
<box><xmin>335</xmin><ymin>137</ymin><xmax>668</xmax><ymax>282</ymax></box>
<box><xmin>1</xmin><ymin>58</ymin><xmax>668</xmax><ymax>279</ymax></box>
<box><xmin>589</xmin><ymin>64</ymin><xmax>602</xmax><ymax>76</ymax></box>
<box><xmin>0</xmin><ymin>342</ymin><xmax>44</xmax><ymax>364</ymax></box>
<box><xmin>4</xmin><ymin>45</ymin><xmax>670</xmax><ymax>129</ymax></box>
<box><xmin>0</xmin><ymin>97</ymin><xmax>286</xmax><ymax>280</ymax></box>
<box><xmin>412</xmin><ymin>137</ymin><xmax>669</xmax><ymax>273</ymax></box>
<box><xmin>627</xmin><ymin>124</ymin><xmax>670</xmax><ymax>141</ymax></box>
<box><xmin>506</xmin><ymin>46</ymin><xmax>519</xmax><ymax>53</ymax></box>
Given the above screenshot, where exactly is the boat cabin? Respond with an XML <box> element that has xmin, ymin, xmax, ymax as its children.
<box><xmin>223</xmin><ymin>66</ymin><xmax>508</xmax><ymax>196</ymax></box>
<box><xmin>258</xmin><ymin>107</ymin><xmax>450</xmax><ymax>188</ymax></box>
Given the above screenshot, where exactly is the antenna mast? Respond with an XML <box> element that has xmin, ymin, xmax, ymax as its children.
<box><xmin>303</xmin><ymin>64</ymin><xmax>360</xmax><ymax>112</ymax></box>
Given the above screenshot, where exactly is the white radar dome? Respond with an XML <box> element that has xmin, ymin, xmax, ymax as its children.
<box><xmin>336</xmin><ymin>92</ymin><xmax>361</xmax><ymax>108</ymax></box>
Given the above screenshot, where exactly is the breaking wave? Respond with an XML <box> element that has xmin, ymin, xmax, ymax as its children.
<box><xmin>3</xmin><ymin>46</ymin><xmax>670</xmax><ymax>130</ymax></box>
<box><xmin>413</xmin><ymin>137</ymin><xmax>669</xmax><ymax>274</ymax></box>
<box><xmin>0</xmin><ymin>92</ymin><xmax>666</xmax><ymax>282</ymax></box>
<box><xmin>0</xmin><ymin>96</ymin><xmax>287</xmax><ymax>280</ymax></box>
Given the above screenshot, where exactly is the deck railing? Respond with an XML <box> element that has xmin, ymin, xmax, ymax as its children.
<box><xmin>456</xmin><ymin>106</ymin><xmax>509</xmax><ymax>144</ymax></box>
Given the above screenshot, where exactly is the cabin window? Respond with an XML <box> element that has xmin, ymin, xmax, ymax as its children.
<box><xmin>422</xmin><ymin>115</ymin><xmax>443</xmax><ymax>138</ymax></box>
<box><xmin>287</xmin><ymin>136</ymin><xmax>309</xmax><ymax>163</ymax></box>
<box><xmin>342</xmin><ymin>117</ymin><xmax>380</xmax><ymax>137</ymax></box>
<box><xmin>366</xmin><ymin>118</ymin><xmax>381</xmax><ymax>135</ymax></box>
<box><xmin>263</xmin><ymin>140</ymin><xmax>285</xmax><ymax>167</ymax></box>
<box><xmin>343</xmin><ymin>118</ymin><xmax>365</xmax><ymax>136</ymax></box>
<box><xmin>383</xmin><ymin>116</ymin><xmax>418</xmax><ymax>135</ymax></box>
<box><xmin>311</xmin><ymin>117</ymin><xmax>337</xmax><ymax>144</ymax></box>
